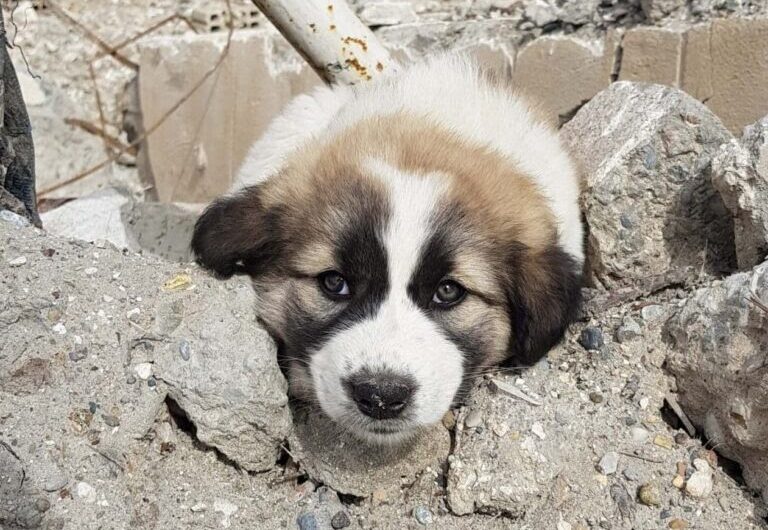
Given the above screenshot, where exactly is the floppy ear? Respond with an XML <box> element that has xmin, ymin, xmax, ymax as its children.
<box><xmin>505</xmin><ymin>243</ymin><xmax>583</xmax><ymax>366</ymax></box>
<box><xmin>191</xmin><ymin>186</ymin><xmax>283</xmax><ymax>279</ymax></box>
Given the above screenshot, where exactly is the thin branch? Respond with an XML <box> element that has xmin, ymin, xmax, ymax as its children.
<box><xmin>46</xmin><ymin>0</ymin><xmax>138</xmax><ymax>70</ymax></box>
<box><xmin>748</xmin><ymin>293</ymin><xmax>768</xmax><ymax>315</ymax></box>
<box><xmin>87</xmin><ymin>62</ymin><xmax>113</xmax><ymax>158</ymax></box>
<box><xmin>64</xmin><ymin>118</ymin><xmax>135</xmax><ymax>155</ymax></box>
<box><xmin>38</xmin><ymin>4</ymin><xmax>236</xmax><ymax>197</ymax></box>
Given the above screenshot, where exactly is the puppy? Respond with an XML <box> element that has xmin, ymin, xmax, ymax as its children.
<box><xmin>191</xmin><ymin>54</ymin><xmax>584</xmax><ymax>445</ymax></box>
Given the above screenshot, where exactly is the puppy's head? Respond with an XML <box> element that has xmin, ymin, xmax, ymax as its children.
<box><xmin>192</xmin><ymin>116</ymin><xmax>581</xmax><ymax>444</ymax></box>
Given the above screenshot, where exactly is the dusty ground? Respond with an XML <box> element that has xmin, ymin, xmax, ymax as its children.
<box><xmin>2</xmin><ymin>212</ymin><xmax>766</xmax><ymax>529</ymax></box>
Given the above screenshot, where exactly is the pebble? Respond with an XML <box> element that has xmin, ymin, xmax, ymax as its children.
<box><xmin>179</xmin><ymin>340</ymin><xmax>192</xmax><ymax>361</ymax></box>
<box><xmin>441</xmin><ymin>410</ymin><xmax>456</xmax><ymax>430</ymax></box>
<box><xmin>126</xmin><ymin>375</ymin><xmax>136</xmax><ymax>385</ymax></box>
<box><xmin>134</xmin><ymin>363</ymin><xmax>153</xmax><ymax>380</ymax></box>
<box><xmin>126</xmin><ymin>308</ymin><xmax>141</xmax><ymax>322</ymax></box>
<box><xmin>213</xmin><ymin>500</ymin><xmax>238</xmax><ymax>528</ymax></box>
<box><xmin>43</xmin><ymin>473</ymin><xmax>69</xmax><ymax>492</ymax></box>
<box><xmin>639</xmin><ymin>397</ymin><xmax>650</xmax><ymax>410</ymax></box>
<box><xmin>190</xmin><ymin>503</ymin><xmax>207</xmax><ymax>512</ymax></box>
<box><xmin>75</xmin><ymin>481</ymin><xmax>96</xmax><ymax>503</ymax></box>
<box><xmin>630</xmin><ymin>427</ymin><xmax>649</xmax><ymax>443</ymax></box>
<box><xmin>464</xmin><ymin>409</ymin><xmax>483</xmax><ymax>428</ymax></box>
<box><xmin>578</xmin><ymin>327</ymin><xmax>604</xmax><ymax>350</ymax></box>
<box><xmin>34</xmin><ymin>498</ymin><xmax>51</xmax><ymax>512</ymax></box>
<box><xmin>330</xmin><ymin>511</ymin><xmax>351</xmax><ymax>529</ymax></box>
<box><xmin>8</xmin><ymin>256</ymin><xmax>28</xmax><ymax>267</ymax></box>
<box><xmin>531</xmin><ymin>422</ymin><xmax>546</xmax><ymax>439</ymax></box>
<box><xmin>640</xmin><ymin>304</ymin><xmax>665</xmax><ymax>322</ymax></box>
<box><xmin>668</xmin><ymin>518</ymin><xmax>689</xmax><ymax>529</ymax></box>
<box><xmin>685</xmin><ymin>470</ymin><xmax>713</xmax><ymax>498</ymax></box>
<box><xmin>0</xmin><ymin>209</ymin><xmax>30</xmax><ymax>227</ymax></box>
<box><xmin>672</xmin><ymin>475</ymin><xmax>685</xmax><ymax>489</ymax></box>
<box><xmin>637</xmin><ymin>483</ymin><xmax>661</xmax><ymax>506</ymax></box>
<box><xmin>413</xmin><ymin>505</ymin><xmax>434</xmax><ymax>525</ymax></box>
<box><xmin>297</xmin><ymin>512</ymin><xmax>319</xmax><ymax>530</ymax></box>
<box><xmin>597</xmin><ymin>451</ymin><xmax>619</xmax><ymax>475</ymax></box>
<box><xmin>653</xmin><ymin>434</ymin><xmax>674</xmax><ymax>450</ymax></box>
<box><xmin>692</xmin><ymin>458</ymin><xmax>709</xmax><ymax>472</ymax></box>
<box><xmin>615</xmin><ymin>317</ymin><xmax>641</xmax><ymax>343</ymax></box>
<box><xmin>674</xmin><ymin>432</ymin><xmax>689</xmax><ymax>445</ymax></box>
<box><xmin>147</xmin><ymin>376</ymin><xmax>157</xmax><ymax>388</ymax></box>
<box><xmin>589</xmin><ymin>391</ymin><xmax>604</xmax><ymax>404</ymax></box>
<box><xmin>84</xmin><ymin>267</ymin><xmax>98</xmax><ymax>276</ymax></box>
<box><xmin>102</xmin><ymin>414</ymin><xmax>120</xmax><ymax>427</ymax></box>
<box><xmin>68</xmin><ymin>350</ymin><xmax>87</xmax><ymax>362</ymax></box>
<box><xmin>623</xmin><ymin>467</ymin><xmax>640</xmax><ymax>481</ymax></box>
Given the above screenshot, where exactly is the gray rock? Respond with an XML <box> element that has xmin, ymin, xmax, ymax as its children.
<box><xmin>579</xmin><ymin>327</ymin><xmax>604</xmax><ymax>350</ymax></box>
<box><xmin>331</xmin><ymin>511</ymin><xmax>351</xmax><ymax>529</ymax></box>
<box><xmin>561</xmin><ymin>82</ymin><xmax>736</xmax><ymax>292</ymax></box>
<box><xmin>413</xmin><ymin>505</ymin><xmax>434</xmax><ymax>525</ymax></box>
<box><xmin>615</xmin><ymin>317</ymin><xmax>642</xmax><ymax>343</ymax></box>
<box><xmin>711</xmin><ymin>128</ymin><xmax>768</xmax><ymax>269</ymax></box>
<box><xmin>597</xmin><ymin>451</ymin><xmax>619</xmax><ymax>475</ymax></box>
<box><xmin>666</xmin><ymin>260</ymin><xmax>768</xmax><ymax>502</ymax></box>
<box><xmin>297</xmin><ymin>512</ymin><xmax>320</xmax><ymax>530</ymax></box>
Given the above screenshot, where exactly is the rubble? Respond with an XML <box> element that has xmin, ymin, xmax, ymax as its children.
<box><xmin>561</xmin><ymin>81</ymin><xmax>736</xmax><ymax>292</ymax></box>
<box><xmin>665</xmin><ymin>259</ymin><xmax>768</xmax><ymax>503</ymax></box>
<box><xmin>711</xmin><ymin>116</ymin><xmax>768</xmax><ymax>269</ymax></box>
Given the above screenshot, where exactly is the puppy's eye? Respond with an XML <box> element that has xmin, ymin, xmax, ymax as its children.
<box><xmin>432</xmin><ymin>280</ymin><xmax>466</xmax><ymax>307</ymax></box>
<box><xmin>318</xmin><ymin>271</ymin><xmax>351</xmax><ymax>298</ymax></box>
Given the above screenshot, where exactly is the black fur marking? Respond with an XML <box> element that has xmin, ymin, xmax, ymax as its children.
<box><xmin>505</xmin><ymin>242</ymin><xmax>583</xmax><ymax>366</ymax></box>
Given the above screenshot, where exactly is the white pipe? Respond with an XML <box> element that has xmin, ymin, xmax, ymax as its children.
<box><xmin>251</xmin><ymin>0</ymin><xmax>399</xmax><ymax>85</ymax></box>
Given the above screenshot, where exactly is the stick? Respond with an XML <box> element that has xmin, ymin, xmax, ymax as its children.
<box><xmin>250</xmin><ymin>0</ymin><xmax>398</xmax><ymax>85</ymax></box>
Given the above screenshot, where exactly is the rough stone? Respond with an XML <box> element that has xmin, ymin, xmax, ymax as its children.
<box><xmin>597</xmin><ymin>451</ymin><xmax>619</xmax><ymax>474</ymax></box>
<box><xmin>561</xmin><ymin>81</ymin><xmax>736</xmax><ymax>291</ymax></box>
<box><xmin>666</xmin><ymin>260</ymin><xmax>768</xmax><ymax>501</ymax></box>
<box><xmin>620</xmin><ymin>26</ymin><xmax>685</xmax><ymax>86</ymax></box>
<box><xmin>358</xmin><ymin>1</ymin><xmax>418</xmax><ymax>26</ymax></box>
<box><xmin>711</xmin><ymin>121</ymin><xmax>768</xmax><ymax>269</ymax></box>
<box><xmin>616</xmin><ymin>317</ymin><xmax>642</xmax><ymax>343</ymax></box>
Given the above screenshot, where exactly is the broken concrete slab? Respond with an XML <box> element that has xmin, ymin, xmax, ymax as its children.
<box><xmin>561</xmin><ymin>81</ymin><xmax>736</xmax><ymax>292</ymax></box>
<box><xmin>137</xmin><ymin>29</ymin><xmax>320</xmax><ymax>203</ymax></box>
<box><xmin>665</xmin><ymin>260</ymin><xmax>768</xmax><ymax>503</ymax></box>
<box><xmin>0</xmin><ymin>215</ymin><xmax>293</xmax><ymax>520</ymax></box>
<box><xmin>619</xmin><ymin>26</ymin><xmax>685</xmax><ymax>86</ymax></box>
<box><xmin>711</xmin><ymin>136</ymin><xmax>768</xmax><ymax>269</ymax></box>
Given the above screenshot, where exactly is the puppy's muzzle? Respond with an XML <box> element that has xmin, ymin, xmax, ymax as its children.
<box><xmin>345</xmin><ymin>371</ymin><xmax>415</xmax><ymax>420</ymax></box>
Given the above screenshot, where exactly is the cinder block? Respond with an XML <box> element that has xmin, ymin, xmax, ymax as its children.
<box><xmin>189</xmin><ymin>4</ymin><xmax>228</xmax><ymax>33</ymax></box>
<box><xmin>137</xmin><ymin>29</ymin><xmax>320</xmax><ymax>203</ymax></box>
<box><xmin>619</xmin><ymin>26</ymin><xmax>685</xmax><ymax>86</ymax></box>
<box><xmin>513</xmin><ymin>34</ymin><xmax>616</xmax><ymax>123</ymax></box>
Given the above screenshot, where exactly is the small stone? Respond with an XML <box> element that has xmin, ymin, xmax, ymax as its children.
<box><xmin>213</xmin><ymin>500</ymin><xmax>238</xmax><ymax>528</ymax></box>
<box><xmin>464</xmin><ymin>409</ymin><xmax>483</xmax><ymax>428</ymax></box>
<box><xmin>0</xmin><ymin>209</ymin><xmax>30</xmax><ymax>227</ymax></box>
<box><xmin>685</xmin><ymin>470</ymin><xmax>713</xmax><ymax>498</ymax></box>
<box><xmin>42</xmin><ymin>248</ymin><xmax>55</xmax><ymax>257</ymax></box>
<box><xmin>134</xmin><ymin>363</ymin><xmax>152</xmax><ymax>380</ymax></box>
<box><xmin>639</xmin><ymin>397</ymin><xmax>650</xmax><ymax>410</ymax></box>
<box><xmin>84</xmin><ymin>267</ymin><xmax>98</xmax><ymax>276</ymax></box>
<box><xmin>34</xmin><ymin>498</ymin><xmax>51</xmax><ymax>512</ymax></box>
<box><xmin>102</xmin><ymin>414</ymin><xmax>120</xmax><ymax>427</ymax></box>
<box><xmin>68</xmin><ymin>350</ymin><xmax>87</xmax><ymax>362</ymax></box>
<box><xmin>8</xmin><ymin>256</ymin><xmax>27</xmax><ymax>267</ymax></box>
<box><xmin>331</xmin><ymin>511</ymin><xmax>351</xmax><ymax>529</ymax></box>
<box><xmin>672</xmin><ymin>475</ymin><xmax>685</xmax><ymax>489</ymax></box>
<box><xmin>674</xmin><ymin>432</ymin><xmax>689</xmax><ymax>445</ymax></box>
<box><xmin>694</xmin><ymin>448</ymin><xmax>718</xmax><ymax>468</ymax></box>
<box><xmin>88</xmin><ymin>401</ymin><xmax>98</xmax><ymax>414</ymax></box>
<box><xmin>589</xmin><ymin>391</ymin><xmax>604</xmax><ymax>404</ymax></box>
<box><xmin>557</xmin><ymin>521</ymin><xmax>572</xmax><ymax>530</ymax></box>
<box><xmin>637</xmin><ymin>483</ymin><xmax>661</xmax><ymax>506</ymax></box>
<box><xmin>531</xmin><ymin>422</ymin><xmax>546</xmax><ymax>439</ymax></box>
<box><xmin>653</xmin><ymin>434</ymin><xmax>674</xmax><ymax>450</ymax></box>
<box><xmin>147</xmin><ymin>376</ymin><xmax>157</xmax><ymax>388</ymax></box>
<box><xmin>578</xmin><ymin>327</ymin><xmax>604</xmax><ymax>350</ymax></box>
<box><xmin>413</xmin><ymin>505</ymin><xmax>434</xmax><ymax>525</ymax></box>
<box><xmin>371</xmin><ymin>489</ymin><xmax>388</xmax><ymax>506</ymax></box>
<box><xmin>126</xmin><ymin>374</ymin><xmax>136</xmax><ymax>384</ymax></box>
<box><xmin>616</xmin><ymin>317</ymin><xmax>642</xmax><ymax>343</ymax></box>
<box><xmin>43</xmin><ymin>473</ymin><xmax>68</xmax><ymax>492</ymax></box>
<box><xmin>692</xmin><ymin>458</ymin><xmax>709</xmax><ymax>472</ymax></box>
<box><xmin>94</xmin><ymin>239</ymin><xmax>107</xmax><ymax>249</ymax></box>
<box><xmin>126</xmin><ymin>308</ymin><xmax>141</xmax><ymax>322</ymax></box>
<box><xmin>630</xmin><ymin>427</ymin><xmax>649</xmax><ymax>443</ymax></box>
<box><xmin>102</xmin><ymin>295</ymin><xmax>114</xmax><ymax>303</ymax></box>
<box><xmin>623</xmin><ymin>467</ymin><xmax>640</xmax><ymax>481</ymax></box>
<box><xmin>676</xmin><ymin>461</ymin><xmax>687</xmax><ymax>476</ymax></box>
<box><xmin>640</xmin><ymin>304</ymin><xmax>665</xmax><ymax>322</ymax></box>
<box><xmin>668</xmin><ymin>519</ymin><xmax>689</xmax><ymax>529</ymax></box>
<box><xmin>190</xmin><ymin>503</ymin><xmax>207</xmax><ymax>512</ymax></box>
<box><xmin>597</xmin><ymin>451</ymin><xmax>619</xmax><ymax>475</ymax></box>
<box><xmin>492</xmin><ymin>422</ymin><xmax>509</xmax><ymax>437</ymax></box>
<box><xmin>179</xmin><ymin>340</ymin><xmax>192</xmax><ymax>361</ymax></box>
<box><xmin>75</xmin><ymin>481</ymin><xmax>96</xmax><ymax>503</ymax></box>
<box><xmin>297</xmin><ymin>512</ymin><xmax>319</xmax><ymax>530</ymax></box>
<box><xmin>624</xmin><ymin>416</ymin><xmax>638</xmax><ymax>426</ymax></box>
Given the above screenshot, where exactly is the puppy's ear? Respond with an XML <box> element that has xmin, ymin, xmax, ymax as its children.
<box><xmin>191</xmin><ymin>186</ymin><xmax>283</xmax><ymax>279</ymax></box>
<box><xmin>505</xmin><ymin>243</ymin><xmax>582</xmax><ymax>366</ymax></box>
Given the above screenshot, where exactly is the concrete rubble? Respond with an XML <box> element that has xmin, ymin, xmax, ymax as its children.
<box><xmin>711</xmin><ymin>116</ymin><xmax>768</xmax><ymax>269</ymax></box>
<box><xmin>665</xmin><ymin>260</ymin><xmax>768</xmax><ymax>504</ymax></box>
<box><xmin>561</xmin><ymin>81</ymin><xmax>736</xmax><ymax>292</ymax></box>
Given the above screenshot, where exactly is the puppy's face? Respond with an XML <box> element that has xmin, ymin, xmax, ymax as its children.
<box><xmin>192</xmin><ymin>116</ymin><xmax>581</xmax><ymax>444</ymax></box>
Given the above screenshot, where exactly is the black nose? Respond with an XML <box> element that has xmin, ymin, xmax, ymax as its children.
<box><xmin>347</xmin><ymin>372</ymin><xmax>415</xmax><ymax>420</ymax></box>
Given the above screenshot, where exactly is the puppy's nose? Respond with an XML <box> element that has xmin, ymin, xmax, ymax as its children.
<box><xmin>347</xmin><ymin>373</ymin><xmax>414</xmax><ymax>420</ymax></box>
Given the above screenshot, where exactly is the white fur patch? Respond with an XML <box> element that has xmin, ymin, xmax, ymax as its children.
<box><xmin>309</xmin><ymin>160</ymin><xmax>465</xmax><ymax>440</ymax></box>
